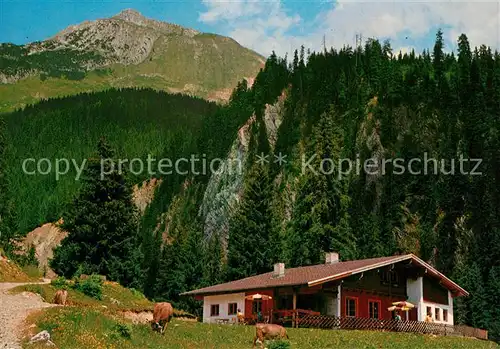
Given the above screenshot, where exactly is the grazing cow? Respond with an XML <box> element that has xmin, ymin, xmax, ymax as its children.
<box><xmin>53</xmin><ymin>290</ymin><xmax>68</xmax><ymax>306</ymax></box>
<box><xmin>253</xmin><ymin>323</ymin><xmax>288</xmax><ymax>349</ymax></box>
<box><xmin>151</xmin><ymin>302</ymin><xmax>174</xmax><ymax>334</ymax></box>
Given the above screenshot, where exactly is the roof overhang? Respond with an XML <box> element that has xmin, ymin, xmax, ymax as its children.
<box><xmin>307</xmin><ymin>254</ymin><xmax>469</xmax><ymax>297</ymax></box>
<box><xmin>307</xmin><ymin>254</ymin><xmax>413</xmax><ymax>287</ymax></box>
<box><xmin>180</xmin><ymin>284</ymin><xmax>308</xmax><ymax>297</ymax></box>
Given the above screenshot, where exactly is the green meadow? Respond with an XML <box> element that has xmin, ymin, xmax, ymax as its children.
<box><xmin>24</xmin><ymin>307</ymin><xmax>499</xmax><ymax>349</ymax></box>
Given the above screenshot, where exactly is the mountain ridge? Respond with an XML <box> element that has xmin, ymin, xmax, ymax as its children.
<box><xmin>0</xmin><ymin>9</ymin><xmax>265</xmax><ymax>111</ymax></box>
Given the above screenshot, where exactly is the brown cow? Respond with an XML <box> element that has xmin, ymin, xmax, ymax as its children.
<box><xmin>53</xmin><ymin>290</ymin><xmax>68</xmax><ymax>306</ymax></box>
<box><xmin>151</xmin><ymin>302</ymin><xmax>174</xmax><ymax>334</ymax></box>
<box><xmin>253</xmin><ymin>323</ymin><xmax>288</xmax><ymax>349</ymax></box>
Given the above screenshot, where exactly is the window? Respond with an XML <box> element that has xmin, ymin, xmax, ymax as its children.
<box><xmin>210</xmin><ymin>304</ymin><xmax>220</xmax><ymax>317</ymax></box>
<box><xmin>443</xmin><ymin>309</ymin><xmax>448</xmax><ymax>323</ymax></box>
<box><xmin>252</xmin><ymin>300</ymin><xmax>262</xmax><ymax>314</ymax></box>
<box><xmin>426</xmin><ymin>306</ymin><xmax>432</xmax><ymax>318</ymax></box>
<box><xmin>228</xmin><ymin>303</ymin><xmax>238</xmax><ymax>315</ymax></box>
<box><xmin>346</xmin><ymin>297</ymin><xmax>357</xmax><ymax>317</ymax></box>
<box><xmin>435</xmin><ymin>308</ymin><xmax>441</xmax><ymax>321</ymax></box>
<box><xmin>369</xmin><ymin>300</ymin><xmax>381</xmax><ymax>319</ymax></box>
<box><xmin>381</xmin><ymin>270</ymin><xmax>400</xmax><ymax>286</ymax></box>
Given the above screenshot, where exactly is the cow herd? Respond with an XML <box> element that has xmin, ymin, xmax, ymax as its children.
<box><xmin>52</xmin><ymin>295</ymin><xmax>288</xmax><ymax>348</ymax></box>
<box><xmin>150</xmin><ymin>302</ymin><xmax>289</xmax><ymax>348</ymax></box>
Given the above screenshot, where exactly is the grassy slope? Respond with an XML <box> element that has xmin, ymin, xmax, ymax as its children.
<box><xmin>0</xmin><ymin>34</ymin><xmax>264</xmax><ymax>114</ymax></box>
<box><xmin>0</xmin><ymin>71</ymin><xmax>113</xmax><ymax>113</ymax></box>
<box><xmin>11</xmin><ymin>281</ymin><xmax>195</xmax><ymax>316</ymax></box>
<box><xmin>11</xmin><ymin>282</ymin><xmax>154</xmax><ymax>312</ymax></box>
<box><xmin>0</xmin><ymin>260</ymin><xmax>33</xmax><ymax>282</ymax></box>
<box><xmin>23</xmin><ymin>307</ymin><xmax>499</xmax><ymax>349</ymax></box>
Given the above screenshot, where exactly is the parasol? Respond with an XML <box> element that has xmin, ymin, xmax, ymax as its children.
<box><xmin>245</xmin><ymin>294</ymin><xmax>273</xmax><ymax>301</ymax></box>
<box><xmin>392</xmin><ymin>301</ymin><xmax>415</xmax><ymax>308</ymax></box>
<box><xmin>388</xmin><ymin>305</ymin><xmax>412</xmax><ymax>312</ymax></box>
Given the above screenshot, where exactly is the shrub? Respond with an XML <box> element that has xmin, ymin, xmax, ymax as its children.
<box><xmin>73</xmin><ymin>274</ymin><xmax>103</xmax><ymax>300</ymax></box>
<box><xmin>14</xmin><ymin>245</ymin><xmax>39</xmax><ymax>267</ymax></box>
<box><xmin>267</xmin><ymin>340</ymin><xmax>292</xmax><ymax>349</ymax></box>
<box><xmin>51</xmin><ymin>276</ymin><xmax>69</xmax><ymax>290</ymax></box>
<box><xmin>21</xmin><ymin>264</ymin><xmax>42</xmax><ymax>279</ymax></box>
<box><xmin>114</xmin><ymin>323</ymin><xmax>132</xmax><ymax>339</ymax></box>
<box><xmin>129</xmin><ymin>288</ymin><xmax>144</xmax><ymax>299</ymax></box>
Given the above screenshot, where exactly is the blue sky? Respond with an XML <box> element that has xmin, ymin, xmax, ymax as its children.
<box><xmin>1</xmin><ymin>0</ymin><xmax>499</xmax><ymax>57</ymax></box>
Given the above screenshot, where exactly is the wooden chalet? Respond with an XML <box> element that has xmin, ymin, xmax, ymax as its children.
<box><xmin>182</xmin><ymin>252</ymin><xmax>469</xmax><ymax>328</ymax></box>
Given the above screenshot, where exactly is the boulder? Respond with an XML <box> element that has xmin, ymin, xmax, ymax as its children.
<box><xmin>29</xmin><ymin>330</ymin><xmax>55</xmax><ymax>346</ymax></box>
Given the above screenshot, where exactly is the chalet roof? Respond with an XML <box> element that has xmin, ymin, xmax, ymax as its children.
<box><xmin>182</xmin><ymin>254</ymin><xmax>469</xmax><ymax>297</ymax></box>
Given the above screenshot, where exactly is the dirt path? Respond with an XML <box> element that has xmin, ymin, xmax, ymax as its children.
<box><xmin>0</xmin><ymin>281</ymin><xmax>53</xmax><ymax>349</ymax></box>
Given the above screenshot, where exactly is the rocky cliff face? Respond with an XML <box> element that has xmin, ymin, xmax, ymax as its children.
<box><xmin>200</xmin><ymin>92</ymin><xmax>286</xmax><ymax>243</ymax></box>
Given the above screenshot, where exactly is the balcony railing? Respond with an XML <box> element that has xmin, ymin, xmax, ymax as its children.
<box><xmin>297</xmin><ymin>315</ymin><xmax>488</xmax><ymax>341</ymax></box>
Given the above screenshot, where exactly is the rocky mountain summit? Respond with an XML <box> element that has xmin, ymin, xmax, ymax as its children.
<box><xmin>39</xmin><ymin>9</ymin><xmax>200</xmax><ymax>65</ymax></box>
<box><xmin>0</xmin><ymin>9</ymin><xmax>264</xmax><ymax>109</ymax></box>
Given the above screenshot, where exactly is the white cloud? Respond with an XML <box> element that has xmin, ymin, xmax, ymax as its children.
<box><xmin>199</xmin><ymin>0</ymin><xmax>500</xmax><ymax>58</ymax></box>
<box><xmin>199</xmin><ymin>0</ymin><xmax>305</xmax><ymax>57</ymax></box>
<box><xmin>199</xmin><ymin>0</ymin><xmax>264</xmax><ymax>23</ymax></box>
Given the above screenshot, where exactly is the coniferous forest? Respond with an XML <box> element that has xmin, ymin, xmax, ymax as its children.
<box><xmin>0</xmin><ymin>31</ymin><xmax>499</xmax><ymax>340</ymax></box>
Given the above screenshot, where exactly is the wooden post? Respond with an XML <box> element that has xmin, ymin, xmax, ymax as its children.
<box><xmin>293</xmin><ymin>289</ymin><xmax>297</xmax><ymax>328</ymax></box>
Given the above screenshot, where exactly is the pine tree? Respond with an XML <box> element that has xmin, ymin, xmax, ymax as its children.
<box><xmin>141</xmin><ymin>230</ymin><xmax>162</xmax><ymax>298</ymax></box>
<box><xmin>0</xmin><ymin>116</ymin><xmax>17</xmax><ymax>255</ymax></box>
<box><xmin>486</xmin><ymin>267</ymin><xmax>500</xmax><ymax>341</ymax></box>
<box><xmin>285</xmin><ymin>107</ymin><xmax>357</xmax><ymax>266</ymax></box>
<box><xmin>433</xmin><ymin>29</ymin><xmax>445</xmax><ymax>87</ymax></box>
<box><xmin>226</xmin><ymin>164</ymin><xmax>273</xmax><ymax>280</ymax></box>
<box><xmin>456</xmin><ymin>262</ymin><xmax>488</xmax><ymax>329</ymax></box>
<box><xmin>154</xmin><ymin>240</ymin><xmax>184</xmax><ymax>303</ymax></box>
<box><xmin>202</xmin><ymin>232</ymin><xmax>224</xmax><ymax>286</ymax></box>
<box><xmin>51</xmin><ymin>138</ymin><xmax>142</xmax><ymax>287</ymax></box>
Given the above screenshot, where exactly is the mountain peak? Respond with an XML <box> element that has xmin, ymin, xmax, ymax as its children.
<box><xmin>113</xmin><ymin>8</ymin><xmax>147</xmax><ymax>24</ymax></box>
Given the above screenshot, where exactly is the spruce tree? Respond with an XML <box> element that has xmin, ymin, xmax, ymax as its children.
<box><xmin>203</xmin><ymin>232</ymin><xmax>224</xmax><ymax>286</ymax></box>
<box><xmin>432</xmin><ymin>29</ymin><xmax>445</xmax><ymax>87</ymax></box>
<box><xmin>0</xmin><ymin>116</ymin><xmax>17</xmax><ymax>255</ymax></box>
<box><xmin>51</xmin><ymin>138</ymin><xmax>142</xmax><ymax>287</ymax></box>
<box><xmin>285</xmin><ymin>107</ymin><xmax>357</xmax><ymax>266</ymax></box>
<box><xmin>486</xmin><ymin>267</ymin><xmax>500</xmax><ymax>341</ymax></box>
<box><xmin>226</xmin><ymin>164</ymin><xmax>273</xmax><ymax>280</ymax></box>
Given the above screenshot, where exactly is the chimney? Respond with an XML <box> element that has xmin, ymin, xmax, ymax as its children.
<box><xmin>325</xmin><ymin>252</ymin><xmax>339</xmax><ymax>264</ymax></box>
<box><xmin>273</xmin><ymin>263</ymin><xmax>285</xmax><ymax>278</ymax></box>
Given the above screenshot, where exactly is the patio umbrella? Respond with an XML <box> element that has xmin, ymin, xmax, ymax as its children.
<box><xmin>245</xmin><ymin>294</ymin><xmax>273</xmax><ymax>301</ymax></box>
<box><xmin>392</xmin><ymin>301</ymin><xmax>414</xmax><ymax>308</ymax></box>
<box><xmin>388</xmin><ymin>305</ymin><xmax>412</xmax><ymax>312</ymax></box>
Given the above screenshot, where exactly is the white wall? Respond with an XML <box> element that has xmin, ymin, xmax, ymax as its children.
<box><xmin>336</xmin><ymin>285</ymin><xmax>341</xmax><ymax>317</ymax></box>
<box><xmin>202</xmin><ymin>293</ymin><xmax>246</xmax><ymax>324</ymax></box>
<box><xmin>406</xmin><ymin>277</ymin><xmax>423</xmax><ymax>321</ymax></box>
<box><xmin>406</xmin><ymin>277</ymin><xmax>454</xmax><ymax>324</ymax></box>
<box><xmin>420</xmin><ymin>291</ymin><xmax>454</xmax><ymax>325</ymax></box>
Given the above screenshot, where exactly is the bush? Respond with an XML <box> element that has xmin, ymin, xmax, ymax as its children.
<box><xmin>129</xmin><ymin>288</ymin><xmax>144</xmax><ymax>299</ymax></box>
<box><xmin>267</xmin><ymin>340</ymin><xmax>291</xmax><ymax>349</ymax></box>
<box><xmin>21</xmin><ymin>264</ymin><xmax>42</xmax><ymax>279</ymax></box>
<box><xmin>73</xmin><ymin>274</ymin><xmax>103</xmax><ymax>300</ymax></box>
<box><xmin>51</xmin><ymin>276</ymin><xmax>69</xmax><ymax>290</ymax></box>
<box><xmin>114</xmin><ymin>323</ymin><xmax>132</xmax><ymax>339</ymax></box>
<box><xmin>14</xmin><ymin>245</ymin><xmax>39</xmax><ymax>267</ymax></box>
